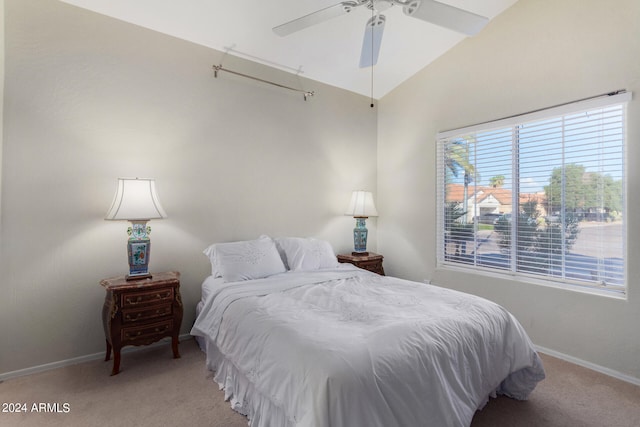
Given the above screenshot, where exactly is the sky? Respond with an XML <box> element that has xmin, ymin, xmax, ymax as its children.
<box><xmin>446</xmin><ymin>104</ymin><xmax>625</xmax><ymax>195</ymax></box>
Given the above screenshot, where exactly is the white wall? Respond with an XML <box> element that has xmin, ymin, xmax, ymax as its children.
<box><xmin>378</xmin><ymin>0</ymin><xmax>640</xmax><ymax>380</ymax></box>
<box><xmin>0</xmin><ymin>0</ymin><xmax>377</xmax><ymax>374</ymax></box>
<box><xmin>4</xmin><ymin>0</ymin><xmax>638</xmax><ymax>383</ymax></box>
<box><xmin>0</xmin><ymin>0</ymin><xmax>4</xmax><ymax>223</ymax></box>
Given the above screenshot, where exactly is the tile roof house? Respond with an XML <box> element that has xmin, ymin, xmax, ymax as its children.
<box><xmin>446</xmin><ymin>184</ymin><xmax>547</xmax><ymax>222</ymax></box>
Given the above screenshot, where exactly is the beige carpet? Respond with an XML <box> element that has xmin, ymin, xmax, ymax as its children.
<box><xmin>1</xmin><ymin>338</ymin><xmax>639</xmax><ymax>427</ymax></box>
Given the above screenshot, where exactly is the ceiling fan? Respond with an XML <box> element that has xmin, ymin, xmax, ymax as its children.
<box><xmin>273</xmin><ymin>0</ymin><xmax>489</xmax><ymax>68</ymax></box>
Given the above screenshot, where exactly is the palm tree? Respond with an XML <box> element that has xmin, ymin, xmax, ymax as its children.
<box><xmin>490</xmin><ymin>175</ymin><xmax>505</xmax><ymax>188</ymax></box>
<box><xmin>445</xmin><ymin>138</ymin><xmax>476</xmax><ymax>222</ymax></box>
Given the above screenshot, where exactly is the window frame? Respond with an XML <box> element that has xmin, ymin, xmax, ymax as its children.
<box><xmin>436</xmin><ymin>91</ymin><xmax>631</xmax><ymax>296</ymax></box>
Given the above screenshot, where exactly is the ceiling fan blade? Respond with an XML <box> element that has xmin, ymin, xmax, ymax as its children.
<box><xmin>273</xmin><ymin>2</ymin><xmax>355</xmax><ymax>37</ymax></box>
<box><xmin>359</xmin><ymin>14</ymin><xmax>386</xmax><ymax>68</ymax></box>
<box><xmin>402</xmin><ymin>0</ymin><xmax>488</xmax><ymax>36</ymax></box>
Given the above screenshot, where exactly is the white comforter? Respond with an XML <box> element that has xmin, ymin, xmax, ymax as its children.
<box><xmin>191</xmin><ymin>267</ymin><xmax>545</xmax><ymax>427</ymax></box>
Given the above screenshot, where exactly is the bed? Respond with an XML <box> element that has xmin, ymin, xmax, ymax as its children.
<box><xmin>191</xmin><ymin>236</ymin><xmax>545</xmax><ymax>427</ymax></box>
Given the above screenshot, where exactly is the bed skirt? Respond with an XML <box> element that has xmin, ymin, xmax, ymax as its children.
<box><xmin>201</xmin><ymin>336</ymin><xmax>296</xmax><ymax>427</ymax></box>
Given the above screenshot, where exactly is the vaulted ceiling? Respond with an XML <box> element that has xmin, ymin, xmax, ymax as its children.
<box><xmin>60</xmin><ymin>0</ymin><xmax>518</xmax><ymax>99</ymax></box>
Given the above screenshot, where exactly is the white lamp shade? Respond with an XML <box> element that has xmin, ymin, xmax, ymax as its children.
<box><xmin>105</xmin><ymin>178</ymin><xmax>167</xmax><ymax>221</ymax></box>
<box><xmin>345</xmin><ymin>191</ymin><xmax>378</xmax><ymax>218</ymax></box>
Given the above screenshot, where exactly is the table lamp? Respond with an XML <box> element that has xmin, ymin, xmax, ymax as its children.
<box><xmin>105</xmin><ymin>178</ymin><xmax>167</xmax><ymax>280</ymax></box>
<box><xmin>345</xmin><ymin>190</ymin><xmax>378</xmax><ymax>256</ymax></box>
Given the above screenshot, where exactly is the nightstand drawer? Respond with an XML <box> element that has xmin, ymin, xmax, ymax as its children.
<box><xmin>122</xmin><ymin>320</ymin><xmax>173</xmax><ymax>343</ymax></box>
<box><xmin>122</xmin><ymin>304</ymin><xmax>172</xmax><ymax>323</ymax></box>
<box><xmin>337</xmin><ymin>253</ymin><xmax>385</xmax><ymax>276</ymax></box>
<box><xmin>121</xmin><ymin>287</ymin><xmax>174</xmax><ymax>308</ymax></box>
<box><xmin>358</xmin><ymin>260</ymin><xmax>385</xmax><ymax>275</ymax></box>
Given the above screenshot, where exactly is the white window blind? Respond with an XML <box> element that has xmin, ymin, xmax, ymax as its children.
<box><xmin>436</xmin><ymin>92</ymin><xmax>630</xmax><ymax>294</ymax></box>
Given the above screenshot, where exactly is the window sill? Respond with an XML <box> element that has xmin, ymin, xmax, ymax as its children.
<box><xmin>436</xmin><ymin>262</ymin><xmax>627</xmax><ymax>300</ymax></box>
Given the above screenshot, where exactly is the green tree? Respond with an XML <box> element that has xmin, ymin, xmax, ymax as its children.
<box><xmin>544</xmin><ymin>164</ymin><xmax>586</xmax><ymax>213</ymax></box>
<box><xmin>445</xmin><ymin>138</ymin><xmax>476</xmax><ymax>223</ymax></box>
<box><xmin>544</xmin><ymin>164</ymin><xmax>623</xmax><ymax>215</ymax></box>
<box><xmin>489</xmin><ymin>175</ymin><xmax>505</xmax><ymax>188</ymax></box>
<box><xmin>583</xmin><ymin>173</ymin><xmax>623</xmax><ymax>213</ymax></box>
<box><xmin>495</xmin><ymin>200</ymin><xmax>580</xmax><ymax>274</ymax></box>
<box><xmin>495</xmin><ymin>201</ymin><xmax>539</xmax><ymax>255</ymax></box>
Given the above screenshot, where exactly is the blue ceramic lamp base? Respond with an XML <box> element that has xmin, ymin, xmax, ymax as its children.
<box><xmin>126</xmin><ymin>220</ymin><xmax>153</xmax><ymax>281</ymax></box>
<box><xmin>352</xmin><ymin>217</ymin><xmax>369</xmax><ymax>256</ymax></box>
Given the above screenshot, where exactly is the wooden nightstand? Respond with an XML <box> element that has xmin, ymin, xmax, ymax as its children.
<box><xmin>100</xmin><ymin>271</ymin><xmax>183</xmax><ymax>375</ymax></box>
<box><xmin>337</xmin><ymin>252</ymin><xmax>385</xmax><ymax>276</ymax></box>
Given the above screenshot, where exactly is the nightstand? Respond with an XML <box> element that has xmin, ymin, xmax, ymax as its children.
<box><xmin>337</xmin><ymin>252</ymin><xmax>385</xmax><ymax>276</ymax></box>
<box><xmin>100</xmin><ymin>271</ymin><xmax>183</xmax><ymax>375</ymax></box>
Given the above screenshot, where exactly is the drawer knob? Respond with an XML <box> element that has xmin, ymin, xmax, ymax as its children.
<box><xmin>126</xmin><ymin>331</ymin><xmax>143</xmax><ymax>340</ymax></box>
<box><xmin>126</xmin><ymin>296</ymin><xmax>143</xmax><ymax>305</ymax></box>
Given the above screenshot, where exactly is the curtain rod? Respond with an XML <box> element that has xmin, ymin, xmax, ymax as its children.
<box><xmin>212</xmin><ymin>65</ymin><xmax>315</xmax><ymax>101</ymax></box>
<box><xmin>443</xmin><ymin>89</ymin><xmax>628</xmax><ymax>133</ymax></box>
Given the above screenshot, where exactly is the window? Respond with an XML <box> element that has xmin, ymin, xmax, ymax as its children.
<box><xmin>436</xmin><ymin>92</ymin><xmax>630</xmax><ymax>294</ymax></box>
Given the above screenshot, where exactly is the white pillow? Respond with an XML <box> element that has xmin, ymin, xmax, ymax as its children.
<box><xmin>275</xmin><ymin>237</ymin><xmax>339</xmax><ymax>271</ymax></box>
<box><xmin>203</xmin><ymin>244</ymin><xmax>222</xmax><ymax>278</ymax></box>
<box><xmin>213</xmin><ymin>237</ymin><xmax>286</xmax><ymax>282</ymax></box>
<box><xmin>203</xmin><ymin>234</ymin><xmax>277</xmax><ymax>278</ymax></box>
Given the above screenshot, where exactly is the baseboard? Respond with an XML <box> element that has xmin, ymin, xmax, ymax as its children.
<box><xmin>0</xmin><ymin>334</ymin><xmax>194</xmax><ymax>382</ymax></box>
<box><xmin>535</xmin><ymin>344</ymin><xmax>640</xmax><ymax>387</ymax></box>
